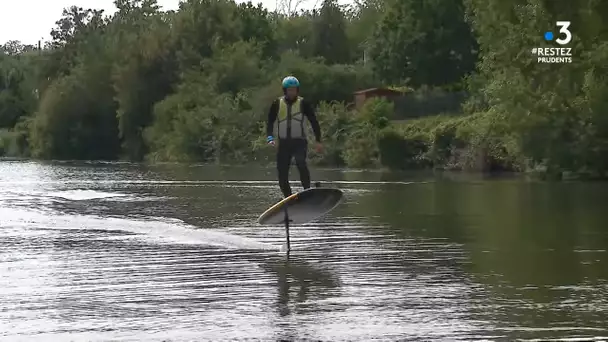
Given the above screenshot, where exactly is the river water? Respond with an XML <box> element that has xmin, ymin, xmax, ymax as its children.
<box><xmin>1</xmin><ymin>160</ymin><xmax>607</xmax><ymax>341</ymax></box>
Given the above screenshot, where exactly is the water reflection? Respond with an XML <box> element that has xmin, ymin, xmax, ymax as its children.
<box><xmin>260</xmin><ymin>255</ymin><xmax>341</xmax><ymax>318</ymax></box>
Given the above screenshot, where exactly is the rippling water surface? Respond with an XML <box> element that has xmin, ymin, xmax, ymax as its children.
<box><xmin>1</xmin><ymin>160</ymin><xmax>607</xmax><ymax>341</ymax></box>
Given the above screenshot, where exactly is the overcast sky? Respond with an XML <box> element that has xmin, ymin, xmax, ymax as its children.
<box><xmin>1</xmin><ymin>0</ymin><xmax>351</xmax><ymax>45</ymax></box>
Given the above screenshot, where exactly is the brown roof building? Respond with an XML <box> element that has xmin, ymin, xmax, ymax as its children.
<box><xmin>353</xmin><ymin>87</ymin><xmax>404</xmax><ymax>110</ymax></box>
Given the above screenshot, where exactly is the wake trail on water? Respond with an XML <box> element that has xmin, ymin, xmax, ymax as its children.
<box><xmin>47</xmin><ymin>189</ymin><xmax>127</xmax><ymax>200</ymax></box>
<box><xmin>1</xmin><ymin>207</ymin><xmax>280</xmax><ymax>252</ymax></box>
<box><xmin>0</xmin><ymin>179</ymin><xmax>429</xmax><ymax>252</ymax></box>
<box><xmin>0</xmin><ymin>179</ymin><xmax>431</xmax><ymax>186</ymax></box>
<box><xmin>0</xmin><ymin>188</ymin><xmax>166</xmax><ymax>205</ymax></box>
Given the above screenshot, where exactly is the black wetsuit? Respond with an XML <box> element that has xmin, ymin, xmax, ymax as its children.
<box><xmin>266</xmin><ymin>96</ymin><xmax>321</xmax><ymax>197</ymax></box>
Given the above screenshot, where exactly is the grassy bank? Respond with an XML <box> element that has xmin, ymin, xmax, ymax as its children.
<box><xmin>387</xmin><ymin>112</ymin><xmax>518</xmax><ymax>173</ymax></box>
<box><xmin>287</xmin><ymin>96</ymin><xmax>518</xmax><ymax>174</ymax></box>
<box><xmin>0</xmin><ymin>98</ymin><xmax>595</xmax><ymax>182</ymax></box>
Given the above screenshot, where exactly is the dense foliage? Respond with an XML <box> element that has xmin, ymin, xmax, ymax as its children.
<box><xmin>1</xmin><ymin>0</ymin><xmax>606</xmax><ymax>179</ymax></box>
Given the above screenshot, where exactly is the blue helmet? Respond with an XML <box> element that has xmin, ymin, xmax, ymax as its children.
<box><xmin>282</xmin><ymin>76</ymin><xmax>300</xmax><ymax>89</ymax></box>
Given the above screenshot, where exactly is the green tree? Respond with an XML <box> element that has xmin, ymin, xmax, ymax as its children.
<box><xmin>345</xmin><ymin>0</ymin><xmax>385</xmax><ymax>62</ymax></box>
<box><xmin>274</xmin><ymin>11</ymin><xmax>315</xmax><ymax>58</ymax></box>
<box><xmin>311</xmin><ymin>0</ymin><xmax>351</xmax><ymax>64</ymax></box>
<box><xmin>236</xmin><ymin>2</ymin><xmax>277</xmax><ymax>58</ymax></box>
<box><xmin>172</xmin><ymin>0</ymin><xmax>242</xmax><ymax>68</ymax></box>
<box><xmin>29</xmin><ymin>63</ymin><xmax>119</xmax><ymax>160</ymax></box>
<box><xmin>109</xmin><ymin>0</ymin><xmax>177</xmax><ymax>160</ymax></box>
<box><xmin>46</xmin><ymin>6</ymin><xmax>108</xmax><ymax>78</ymax></box>
<box><xmin>0</xmin><ymin>53</ymin><xmax>38</xmax><ymax>128</ymax></box>
<box><xmin>1</xmin><ymin>41</ymin><xmax>36</xmax><ymax>56</ymax></box>
<box><xmin>200</xmin><ymin>40</ymin><xmax>265</xmax><ymax>95</ymax></box>
<box><xmin>28</xmin><ymin>4</ymin><xmax>118</xmax><ymax>159</ymax></box>
<box><xmin>369</xmin><ymin>0</ymin><xmax>477</xmax><ymax>86</ymax></box>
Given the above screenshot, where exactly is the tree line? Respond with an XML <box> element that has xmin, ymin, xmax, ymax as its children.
<box><xmin>0</xmin><ymin>0</ymin><xmax>607</xmax><ymax>179</ymax></box>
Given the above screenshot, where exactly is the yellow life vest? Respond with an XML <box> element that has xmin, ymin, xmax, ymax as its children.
<box><xmin>276</xmin><ymin>96</ymin><xmax>305</xmax><ymax>139</ymax></box>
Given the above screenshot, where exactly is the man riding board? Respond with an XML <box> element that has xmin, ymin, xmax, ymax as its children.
<box><xmin>266</xmin><ymin>76</ymin><xmax>322</xmax><ymax>198</ymax></box>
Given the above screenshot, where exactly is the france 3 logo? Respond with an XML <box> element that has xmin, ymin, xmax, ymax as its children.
<box><xmin>532</xmin><ymin>21</ymin><xmax>573</xmax><ymax>64</ymax></box>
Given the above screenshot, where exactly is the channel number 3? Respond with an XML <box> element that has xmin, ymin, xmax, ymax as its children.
<box><xmin>555</xmin><ymin>21</ymin><xmax>572</xmax><ymax>45</ymax></box>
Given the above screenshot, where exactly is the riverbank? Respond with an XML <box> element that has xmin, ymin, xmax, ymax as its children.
<box><xmin>3</xmin><ymin>109</ymin><xmax>604</xmax><ymax>182</ymax></box>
